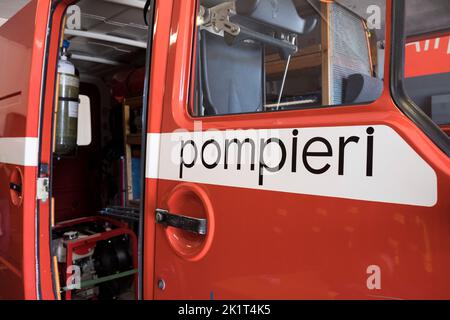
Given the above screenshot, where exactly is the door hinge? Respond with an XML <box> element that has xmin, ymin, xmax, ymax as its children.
<box><xmin>37</xmin><ymin>177</ymin><xmax>49</xmax><ymax>202</ymax></box>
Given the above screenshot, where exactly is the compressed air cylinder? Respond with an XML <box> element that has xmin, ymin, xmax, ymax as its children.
<box><xmin>55</xmin><ymin>40</ymin><xmax>80</xmax><ymax>155</ymax></box>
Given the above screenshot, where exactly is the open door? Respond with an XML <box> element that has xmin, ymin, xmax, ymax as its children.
<box><xmin>33</xmin><ymin>0</ymin><xmax>156</xmax><ymax>300</ymax></box>
<box><xmin>0</xmin><ymin>0</ymin><xmax>52</xmax><ymax>299</ymax></box>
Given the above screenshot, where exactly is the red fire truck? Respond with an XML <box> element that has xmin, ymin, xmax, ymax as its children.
<box><xmin>0</xmin><ymin>0</ymin><xmax>449</xmax><ymax>300</ymax></box>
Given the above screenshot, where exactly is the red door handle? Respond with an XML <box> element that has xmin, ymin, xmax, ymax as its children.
<box><xmin>159</xmin><ymin>183</ymin><xmax>215</xmax><ymax>261</ymax></box>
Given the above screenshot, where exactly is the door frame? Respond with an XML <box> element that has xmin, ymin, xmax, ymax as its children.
<box><xmin>35</xmin><ymin>0</ymin><xmax>157</xmax><ymax>300</ymax></box>
<box><xmin>389</xmin><ymin>0</ymin><xmax>450</xmax><ymax>157</ymax></box>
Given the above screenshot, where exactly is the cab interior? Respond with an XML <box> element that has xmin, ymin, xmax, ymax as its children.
<box><xmin>193</xmin><ymin>0</ymin><xmax>387</xmax><ymax>117</ymax></box>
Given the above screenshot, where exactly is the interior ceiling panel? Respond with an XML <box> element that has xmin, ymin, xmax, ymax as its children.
<box><xmin>77</xmin><ymin>1</ymin><xmax>147</xmax><ymax>39</ymax></box>
<box><xmin>107</xmin><ymin>7</ymin><xmax>147</xmax><ymax>25</ymax></box>
<box><xmin>110</xmin><ymin>26</ymin><xmax>148</xmax><ymax>41</ymax></box>
<box><xmin>76</xmin><ymin>0</ymin><xmax>127</xmax><ymax>18</ymax></box>
<box><xmin>66</xmin><ymin>0</ymin><xmax>148</xmax><ymax>76</ymax></box>
<box><xmin>79</xmin><ymin>15</ymin><xmax>104</xmax><ymax>30</ymax></box>
<box><xmin>71</xmin><ymin>38</ymin><xmax>132</xmax><ymax>57</ymax></box>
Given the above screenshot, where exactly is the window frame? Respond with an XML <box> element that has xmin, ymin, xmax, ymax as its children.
<box><xmin>188</xmin><ymin>0</ymin><xmax>387</xmax><ymax>119</ymax></box>
<box><xmin>390</xmin><ymin>0</ymin><xmax>450</xmax><ymax>157</ymax></box>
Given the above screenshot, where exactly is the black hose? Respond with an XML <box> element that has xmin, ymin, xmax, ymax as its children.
<box><xmin>143</xmin><ymin>0</ymin><xmax>151</xmax><ymax>26</ymax></box>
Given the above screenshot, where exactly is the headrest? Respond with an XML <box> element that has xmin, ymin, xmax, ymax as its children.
<box><xmin>344</xmin><ymin>73</ymin><xmax>383</xmax><ymax>104</ymax></box>
<box><xmin>235</xmin><ymin>0</ymin><xmax>316</xmax><ymax>34</ymax></box>
<box><xmin>199</xmin><ymin>30</ymin><xmax>264</xmax><ymax>115</ymax></box>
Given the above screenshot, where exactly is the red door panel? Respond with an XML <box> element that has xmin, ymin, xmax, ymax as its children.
<box><xmin>0</xmin><ymin>0</ymin><xmax>51</xmax><ymax>299</ymax></box>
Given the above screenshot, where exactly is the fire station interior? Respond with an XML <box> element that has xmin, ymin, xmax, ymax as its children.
<box><xmin>50</xmin><ymin>0</ymin><xmax>149</xmax><ymax>300</ymax></box>
<box><xmin>47</xmin><ymin>0</ymin><xmax>450</xmax><ymax>301</ymax></box>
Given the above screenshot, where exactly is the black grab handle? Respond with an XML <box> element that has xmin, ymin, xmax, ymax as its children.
<box><xmin>10</xmin><ymin>182</ymin><xmax>22</xmax><ymax>194</ymax></box>
<box><xmin>155</xmin><ymin>209</ymin><xmax>207</xmax><ymax>235</ymax></box>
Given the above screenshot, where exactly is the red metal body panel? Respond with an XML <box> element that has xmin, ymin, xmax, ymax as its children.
<box><xmin>0</xmin><ymin>0</ymin><xmax>51</xmax><ymax>299</ymax></box>
<box><xmin>143</xmin><ymin>0</ymin><xmax>175</xmax><ymax>300</ymax></box>
<box><xmin>147</xmin><ymin>0</ymin><xmax>450</xmax><ymax>299</ymax></box>
<box><xmin>406</xmin><ymin>34</ymin><xmax>450</xmax><ymax>78</ymax></box>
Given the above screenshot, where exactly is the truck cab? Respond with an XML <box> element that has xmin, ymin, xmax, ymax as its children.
<box><xmin>0</xmin><ymin>0</ymin><xmax>449</xmax><ymax>300</ymax></box>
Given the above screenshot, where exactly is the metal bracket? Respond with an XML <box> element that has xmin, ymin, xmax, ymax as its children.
<box><xmin>37</xmin><ymin>177</ymin><xmax>49</xmax><ymax>203</ymax></box>
<box><xmin>155</xmin><ymin>209</ymin><xmax>207</xmax><ymax>235</ymax></box>
<box><xmin>199</xmin><ymin>2</ymin><xmax>240</xmax><ymax>36</ymax></box>
<box><xmin>199</xmin><ymin>1</ymin><xmax>298</xmax><ymax>56</ymax></box>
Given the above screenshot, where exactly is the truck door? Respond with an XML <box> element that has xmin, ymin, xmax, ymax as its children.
<box><xmin>147</xmin><ymin>0</ymin><xmax>450</xmax><ymax>299</ymax></box>
<box><xmin>0</xmin><ymin>0</ymin><xmax>51</xmax><ymax>299</ymax></box>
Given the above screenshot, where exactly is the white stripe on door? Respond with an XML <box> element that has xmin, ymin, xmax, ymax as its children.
<box><xmin>146</xmin><ymin>133</ymin><xmax>161</xmax><ymax>179</ymax></box>
<box><xmin>145</xmin><ymin>126</ymin><xmax>437</xmax><ymax>207</ymax></box>
<box><xmin>0</xmin><ymin>137</ymin><xmax>39</xmax><ymax>166</ymax></box>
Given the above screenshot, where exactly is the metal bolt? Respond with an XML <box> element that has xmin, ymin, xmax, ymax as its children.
<box><xmin>158</xmin><ymin>279</ymin><xmax>166</xmax><ymax>290</ymax></box>
<box><xmin>156</xmin><ymin>212</ymin><xmax>163</xmax><ymax>223</ymax></box>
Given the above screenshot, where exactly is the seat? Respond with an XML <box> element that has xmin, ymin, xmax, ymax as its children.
<box><xmin>199</xmin><ymin>30</ymin><xmax>264</xmax><ymax>115</ymax></box>
<box><xmin>343</xmin><ymin>73</ymin><xmax>383</xmax><ymax>104</ymax></box>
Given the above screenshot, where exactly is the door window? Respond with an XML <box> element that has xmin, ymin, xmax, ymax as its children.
<box><xmin>404</xmin><ymin>0</ymin><xmax>450</xmax><ymax>130</ymax></box>
<box><xmin>191</xmin><ymin>0</ymin><xmax>386</xmax><ymax>117</ymax></box>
